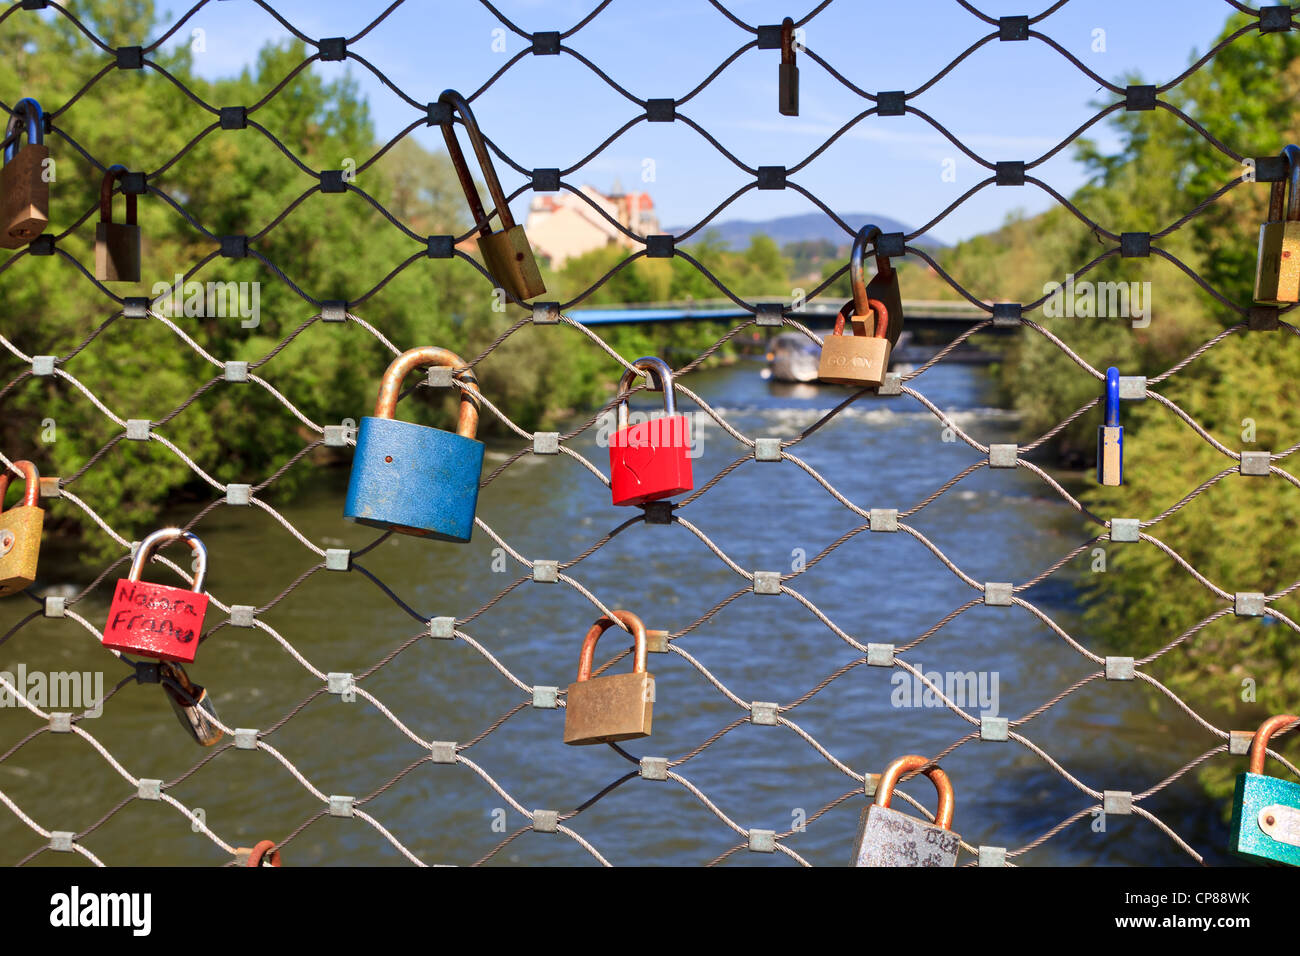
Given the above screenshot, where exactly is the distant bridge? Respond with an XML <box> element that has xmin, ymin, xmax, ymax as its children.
<box><xmin>564</xmin><ymin>299</ymin><xmax>1011</xmax><ymax>333</ymax></box>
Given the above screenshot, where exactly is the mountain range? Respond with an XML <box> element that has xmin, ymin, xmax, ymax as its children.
<box><xmin>663</xmin><ymin>212</ymin><xmax>945</xmax><ymax>250</ymax></box>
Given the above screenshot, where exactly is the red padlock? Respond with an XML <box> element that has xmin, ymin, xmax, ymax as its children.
<box><xmin>101</xmin><ymin>528</ymin><xmax>209</xmax><ymax>663</ymax></box>
<box><xmin>609</xmin><ymin>356</ymin><xmax>694</xmax><ymax>507</ymax></box>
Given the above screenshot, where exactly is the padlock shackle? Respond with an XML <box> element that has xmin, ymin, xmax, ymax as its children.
<box><xmin>244</xmin><ymin>840</ymin><xmax>282</xmax><ymax>867</ymax></box>
<box><xmin>1104</xmin><ymin>366</ymin><xmax>1120</xmax><ymax>427</ymax></box>
<box><xmin>575</xmin><ymin>610</ymin><xmax>648</xmax><ymax>681</ymax></box>
<box><xmin>615</xmin><ymin>356</ymin><xmax>676</xmax><ymax>430</ymax></box>
<box><xmin>849</xmin><ymin>224</ymin><xmax>894</xmax><ymax>317</ymax></box>
<box><xmin>780</xmin><ymin>17</ymin><xmax>795</xmax><ymax>64</ymax></box>
<box><xmin>128</xmin><ymin>528</ymin><xmax>208</xmax><ymax>594</ymax></box>
<box><xmin>873</xmin><ymin>754</ymin><xmax>955</xmax><ymax>831</ymax></box>
<box><xmin>1268</xmin><ymin>145</ymin><xmax>1300</xmax><ymax>223</ymax></box>
<box><xmin>1248</xmin><ymin>713</ymin><xmax>1299</xmax><ymax>775</ymax></box>
<box><xmin>100</xmin><ymin>164</ymin><xmax>137</xmax><ymax>226</ymax></box>
<box><xmin>373</xmin><ymin>346</ymin><xmax>481</xmax><ymax>439</ymax></box>
<box><xmin>832</xmin><ymin>298</ymin><xmax>889</xmax><ymax>338</ymax></box>
<box><xmin>3</xmin><ymin>98</ymin><xmax>43</xmax><ymax>163</ymax></box>
<box><xmin>438</xmin><ymin>89</ymin><xmax>517</xmax><ymax>239</ymax></box>
<box><xmin>0</xmin><ymin>460</ymin><xmax>40</xmax><ymax>511</ymax></box>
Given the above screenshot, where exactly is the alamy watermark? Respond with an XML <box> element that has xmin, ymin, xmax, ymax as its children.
<box><xmin>595</xmin><ymin>410</ymin><xmax>705</xmax><ymax>458</ymax></box>
<box><xmin>1042</xmin><ymin>274</ymin><xmax>1151</xmax><ymax>329</ymax></box>
<box><xmin>891</xmin><ymin>663</ymin><xmax>1000</xmax><ymax>716</ymax></box>
<box><xmin>0</xmin><ymin>663</ymin><xmax>104</xmax><ymax>717</ymax></box>
<box><xmin>150</xmin><ymin>274</ymin><xmax>261</xmax><ymax>328</ymax></box>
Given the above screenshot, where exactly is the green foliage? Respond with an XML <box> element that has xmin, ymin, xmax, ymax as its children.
<box><xmin>915</xmin><ymin>9</ymin><xmax>1300</xmax><ymax>801</ymax></box>
<box><xmin>0</xmin><ymin>1</ymin><xmax>790</xmax><ymax>565</ymax></box>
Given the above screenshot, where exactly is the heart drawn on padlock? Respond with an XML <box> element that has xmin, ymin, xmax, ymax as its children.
<box><xmin>618</xmin><ymin>423</ymin><xmax>657</xmax><ymax>488</ymax></box>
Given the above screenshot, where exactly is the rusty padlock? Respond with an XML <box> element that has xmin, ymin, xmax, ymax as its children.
<box><xmin>563</xmin><ymin>610</ymin><xmax>655</xmax><ymax>746</ymax></box>
<box><xmin>853</xmin><ymin>754</ymin><xmax>961</xmax><ymax>867</ymax></box>
<box><xmin>159</xmin><ymin>661</ymin><xmax>223</xmax><ymax>746</ymax></box>
<box><xmin>1255</xmin><ymin>144</ymin><xmax>1300</xmax><ymax>305</ymax></box>
<box><xmin>95</xmin><ymin>164</ymin><xmax>141</xmax><ymax>282</ymax></box>
<box><xmin>0</xmin><ymin>460</ymin><xmax>43</xmax><ymax>597</ymax></box>
<box><xmin>859</xmin><ymin>224</ymin><xmax>904</xmax><ymax>346</ymax></box>
<box><xmin>236</xmin><ymin>840</ymin><xmax>282</xmax><ymax>867</ymax></box>
<box><xmin>101</xmin><ymin>528</ymin><xmax>209</xmax><ymax>663</ymax></box>
<box><xmin>0</xmin><ymin>98</ymin><xmax>49</xmax><ymax>249</ymax></box>
<box><xmin>438</xmin><ymin>89</ymin><xmax>545</xmax><ymax>301</ymax></box>
<box><xmin>778</xmin><ymin>17</ymin><xmax>799</xmax><ymax>116</ymax></box>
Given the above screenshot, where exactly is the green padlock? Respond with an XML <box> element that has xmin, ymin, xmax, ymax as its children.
<box><xmin>1229</xmin><ymin>713</ymin><xmax>1300</xmax><ymax>866</ymax></box>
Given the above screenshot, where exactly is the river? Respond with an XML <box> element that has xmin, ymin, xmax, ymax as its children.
<box><xmin>0</xmin><ymin>358</ymin><xmax>1239</xmax><ymax>866</ymax></box>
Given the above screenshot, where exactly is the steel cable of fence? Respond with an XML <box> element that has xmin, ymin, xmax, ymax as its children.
<box><xmin>0</xmin><ymin>0</ymin><xmax>1297</xmax><ymax>867</ymax></box>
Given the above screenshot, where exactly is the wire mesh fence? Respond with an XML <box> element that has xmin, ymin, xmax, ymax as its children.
<box><xmin>1</xmin><ymin>0</ymin><xmax>1298</xmax><ymax>867</ymax></box>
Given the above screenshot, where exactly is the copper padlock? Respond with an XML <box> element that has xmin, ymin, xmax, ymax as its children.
<box><xmin>0</xmin><ymin>460</ymin><xmax>44</xmax><ymax>597</ymax></box>
<box><xmin>95</xmin><ymin>164</ymin><xmax>141</xmax><ymax>283</ymax></box>
<box><xmin>853</xmin><ymin>754</ymin><xmax>961</xmax><ymax>867</ymax></box>
<box><xmin>159</xmin><ymin>661</ymin><xmax>223</xmax><ymax>746</ymax></box>
<box><xmin>563</xmin><ymin>610</ymin><xmax>655</xmax><ymax>746</ymax></box>
<box><xmin>0</xmin><ymin>98</ymin><xmax>49</xmax><ymax>249</ymax></box>
<box><xmin>1255</xmin><ymin>144</ymin><xmax>1300</xmax><ymax>305</ymax></box>
<box><xmin>438</xmin><ymin>89</ymin><xmax>545</xmax><ymax>301</ymax></box>
<box><xmin>778</xmin><ymin>17</ymin><xmax>799</xmax><ymax>117</ymax></box>
<box><xmin>235</xmin><ymin>840</ymin><xmax>282</xmax><ymax>866</ymax></box>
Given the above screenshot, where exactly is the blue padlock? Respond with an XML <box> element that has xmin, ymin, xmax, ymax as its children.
<box><xmin>1097</xmin><ymin>366</ymin><xmax>1123</xmax><ymax>486</ymax></box>
<box><xmin>343</xmin><ymin>347</ymin><xmax>485</xmax><ymax>542</ymax></box>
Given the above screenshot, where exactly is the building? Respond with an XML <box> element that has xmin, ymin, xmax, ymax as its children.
<box><xmin>523</xmin><ymin>183</ymin><xmax>660</xmax><ymax>269</ymax></box>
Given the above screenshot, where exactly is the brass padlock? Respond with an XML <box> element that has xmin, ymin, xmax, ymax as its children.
<box><xmin>159</xmin><ymin>662</ymin><xmax>223</xmax><ymax>746</ymax></box>
<box><xmin>1255</xmin><ymin>144</ymin><xmax>1300</xmax><ymax>305</ymax></box>
<box><xmin>0</xmin><ymin>98</ymin><xmax>49</xmax><ymax>249</ymax></box>
<box><xmin>853</xmin><ymin>754</ymin><xmax>961</xmax><ymax>867</ymax></box>
<box><xmin>0</xmin><ymin>460</ymin><xmax>44</xmax><ymax>597</ymax></box>
<box><xmin>563</xmin><ymin>610</ymin><xmax>655</xmax><ymax>746</ymax></box>
<box><xmin>778</xmin><ymin>17</ymin><xmax>799</xmax><ymax>117</ymax></box>
<box><xmin>95</xmin><ymin>164</ymin><xmax>141</xmax><ymax>283</ymax></box>
<box><xmin>438</xmin><ymin>89</ymin><xmax>545</xmax><ymax>302</ymax></box>
<box><xmin>817</xmin><ymin>227</ymin><xmax>904</xmax><ymax>387</ymax></box>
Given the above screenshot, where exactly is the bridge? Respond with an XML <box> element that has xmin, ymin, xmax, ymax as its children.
<box><xmin>564</xmin><ymin>299</ymin><xmax>1011</xmax><ymax>334</ymax></box>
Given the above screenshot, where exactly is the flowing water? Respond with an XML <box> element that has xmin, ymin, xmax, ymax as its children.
<box><xmin>0</xmin><ymin>360</ymin><xmax>1237</xmax><ymax>866</ymax></box>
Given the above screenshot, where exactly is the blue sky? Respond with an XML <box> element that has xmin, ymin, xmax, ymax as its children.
<box><xmin>162</xmin><ymin>0</ymin><xmax>1251</xmax><ymax>243</ymax></box>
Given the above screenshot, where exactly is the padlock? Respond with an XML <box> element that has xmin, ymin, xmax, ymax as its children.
<box><xmin>159</xmin><ymin>661</ymin><xmax>223</xmax><ymax>747</ymax></box>
<box><xmin>778</xmin><ymin>17</ymin><xmax>799</xmax><ymax>117</ymax></box>
<box><xmin>853</xmin><ymin>754</ymin><xmax>961</xmax><ymax>867</ymax></box>
<box><xmin>860</xmin><ymin>224</ymin><xmax>905</xmax><ymax>347</ymax></box>
<box><xmin>344</xmin><ymin>346</ymin><xmax>485</xmax><ymax>542</ymax></box>
<box><xmin>1229</xmin><ymin>713</ymin><xmax>1300</xmax><ymax>865</ymax></box>
<box><xmin>101</xmin><ymin>528</ymin><xmax>210</xmax><ymax>663</ymax></box>
<box><xmin>608</xmin><ymin>356</ymin><xmax>694</xmax><ymax>507</ymax></box>
<box><xmin>0</xmin><ymin>98</ymin><xmax>49</xmax><ymax>249</ymax></box>
<box><xmin>0</xmin><ymin>460</ymin><xmax>43</xmax><ymax>597</ymax></box>
<box><xmin>95</xmin><ymin>164</ymin><xmax>141</xmax><ymax>282</ymax></box>
<box><xmin>1097</xmin><ymin>366</ymin><xmax>1124</xmax><ymax>486</ymax></box>
<box><xmin>818</xmin><ymin>227</ymin><xmax>904</xmax><ymax>386</ymax></box>
<box><xmin>438</xmin><ymin>89</ymin><xmax>545</xmax><ymax>302</ymax></box>
<box><xmin>1255</xmin><ymin>144</ymin><xmax>1300</xmax><ymax>305</ymax></box>
<box><xmin>563</xmin><ymin>610</ymin><xmax>655</xmax><ymax>746</ymax></box>
<box><xmin>236</xmin><ymin>841</ymin><xmax>282</xmax><ymax>867</ymax></box>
